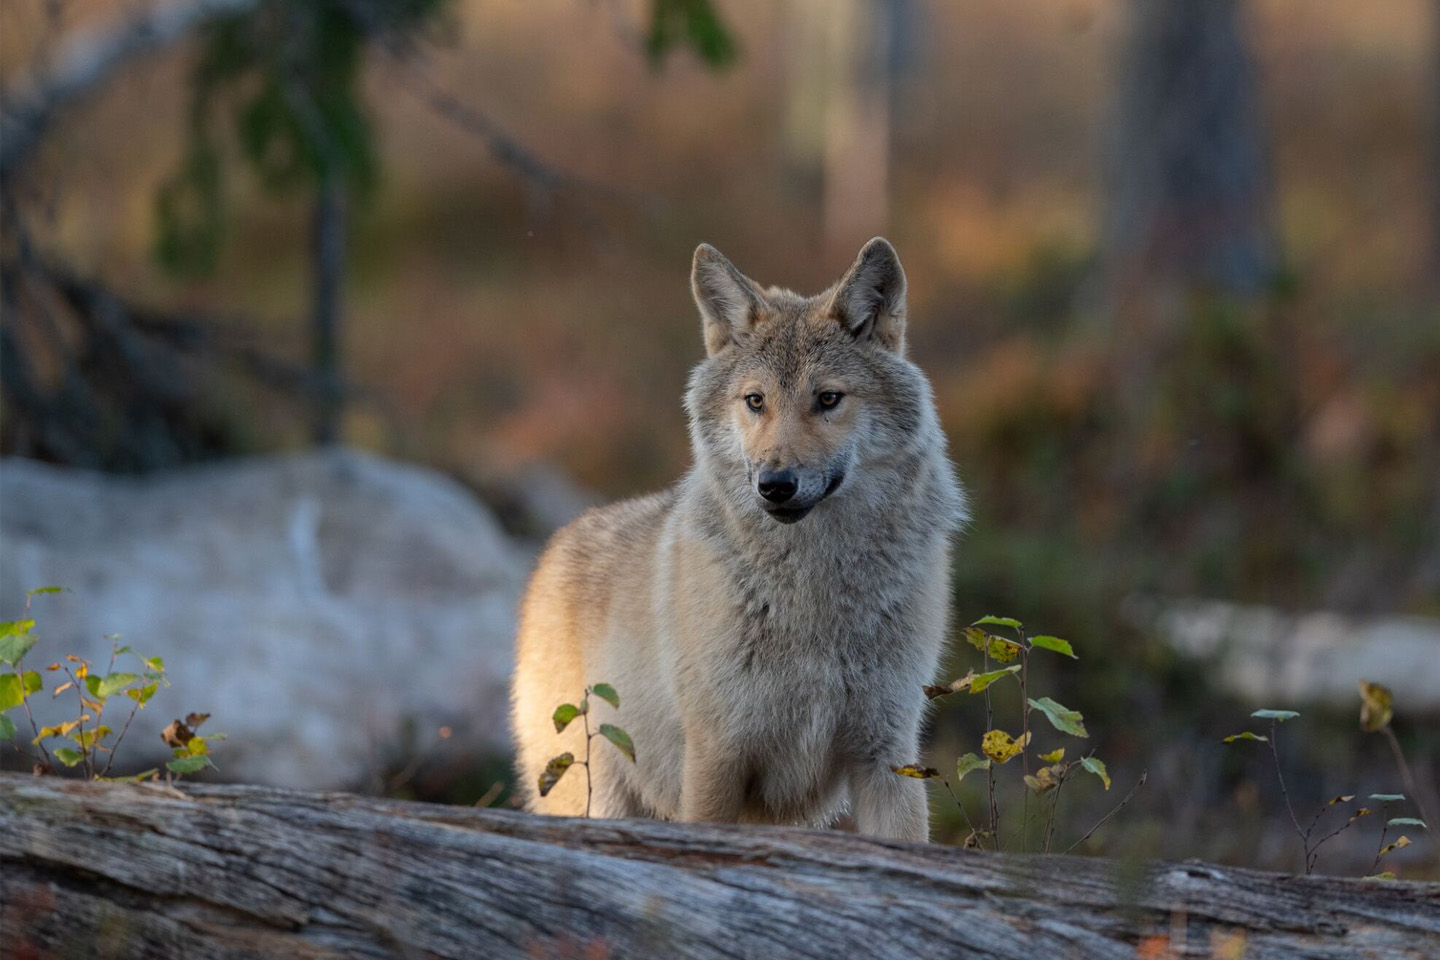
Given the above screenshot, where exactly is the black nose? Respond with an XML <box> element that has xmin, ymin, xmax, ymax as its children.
<box><xmin>758</xmin><ymin>469</ymin><xmax>798</xmax><ymax>503</ymax></box>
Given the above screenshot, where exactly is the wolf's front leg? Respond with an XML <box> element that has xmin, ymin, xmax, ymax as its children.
<box><xmin>678</xmin><ymin>733</ymin><xmax>744</xmax><ymax>823</ymax></box>
<box><xmin>850</xmin><ymin>761</ymin><xmax>930</xmax><ymax>842</ymax></box>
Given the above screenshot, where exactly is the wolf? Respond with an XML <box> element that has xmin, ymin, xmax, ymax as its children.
<box><xmin>509</xmin><ymin>238</ymin><xmax>966</xmax><ymax>841</ymax></box>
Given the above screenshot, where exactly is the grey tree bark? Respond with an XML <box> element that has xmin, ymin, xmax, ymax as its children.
<box><xmin>2</xmin><ymin>775</ymin><xmax>1436</xmax><ymax>959</ymax></box>
<box><xmin>1100</xmin><ymin>0</ymin><xmax>1279</xmax><ymax>311</ymax></box>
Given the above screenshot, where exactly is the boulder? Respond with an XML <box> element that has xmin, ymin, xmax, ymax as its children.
<box><xmin>1126</xmin><ymin>595</ymin><xmax>1440</xmax><ymax>712</ymax></box>
<box><xmin>0</xmin><ymin>449</ymin><xmax>530</xmax><ymax>789</ymax></box>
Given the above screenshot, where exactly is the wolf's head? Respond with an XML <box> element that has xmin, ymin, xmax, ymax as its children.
<box><xmin>685</xmin><ymin>238</ymin><xmax>941</xmax><ymax>526</ymax></box>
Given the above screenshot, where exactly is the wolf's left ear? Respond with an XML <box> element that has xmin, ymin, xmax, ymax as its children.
<box><xmin>829</xmin><ymin>237</ymin><xmax>907</xmax><ymax>354</ymax></box>
<box><xmin>692</xmin><ymin>244</ymin><xmax>768</xmax><ymax>358</ymax></box>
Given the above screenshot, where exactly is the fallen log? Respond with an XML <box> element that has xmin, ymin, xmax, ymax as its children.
<box><xmin>1</xmin><ymin>775</ymin><xmax>1436</xmax><ymax>959</ymax></box>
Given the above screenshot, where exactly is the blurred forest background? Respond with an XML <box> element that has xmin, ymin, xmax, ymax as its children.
<box><xmin>2</xmin><ymin>0</ymin><xmax>1438</xmax><ymax>876</ymax></box>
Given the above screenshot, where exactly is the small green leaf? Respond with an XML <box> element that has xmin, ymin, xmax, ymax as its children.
<box><xmin>892</xmin><ymin>764</ymin><xmax>939</xmax><ymax>779</ymax></box>
<box><xmin>126</xmin><ymin>682</ymin><xmax>159</xmax><ymax>706</ymax></box>
<box><xmin>113</xmin><ymin>645</ymin><xmax>132</xmax><ymax>656</ymax></box>
<box><xmin>1028</xmin><ymin>697</ymin><xmax>1088</xmax><ymax>738</ymax></box>
<box><xmin>1369</xmin><ymin>793</ymin><xmax>1405</xmax><ymax>802</ymax></box>
<box><xmin>167</xmin><ymin>755</ymin><xmax>212</xmax><ymax>775</ymax></box>
<box><xmin>0</xmin><ymin>626</ymin><xmax>38</xmax><ymax>666</ymax></box>
<box><xmin>75</xmin><ymin>726</ymin><xmax>113</xmax><ymax>749</ymax></box>
<box><xmin>538</xmin><ymin>752</ymin><xmax>575</xmax><ymax>796</ymax></box>
<box><xmin>966</xmin><ymin>664</ymin><xmax>1021</xmax><ymax>694</ymax></box>
<box><xmin>0</xmin><ymin>675</ymin><xmax>22</xmax><ymax>712</ymax></box>
<box><xmin>1081</xmin><ymin>756</ymin><xmax>1111</xmax><ymax>790</ymax></box>
<box><xmin>1363</xmin><ymin>872</ymin><xmax>1397</xmax><ymax>881</ymax></box>
<box><xmin>1251</xmin><ymin>709</ymin><xmax>1299</xmax><ymax>721</ymax></box>
<box><xmin>84</xmin><ymin>675</ymin><xmax>102</xmax><ymax>699</ymax></box>
<box><xmin>144</xmin><ymin>657</ymin><xmax>165</xmax><ymax>673</ymax></box>
<box><xmin>53</xmin><ymin>747</ymin><xmax>85</xmax><ymax>767</ymax></box>
<box><xmin>972</xmin><ymin>615</ymin><xmax>1022</xmax><ymax>630</ymax></box>
<box><xmin>1222</xmin><ymin>731</ymin><xmax>1268</xmax><ymax>743</ymax></box>
<box><xmin>1388</xmin><ymin>818</ymin><xmax>1427</xmax><ymax>829</ymax></box>
<box><xmin>955</xmin><ymin>753</ymin><xmax>990</xmax><ymax>783</ymax></box>
<box><xmin>0</xmin><ymin>715</ymin><xmax>15</xmax><ymax>739</ymax></box>
<box><xmin>1039</xmin><ymin>748</ymin><xmax>1065</xmax><ymax>763</ymax></box>
<box><xmin>22</xmin><ymin>670</ymin><xmax>42</xmax><ymax>695</ymax></box>
<box><xmin>26</xmin><ymin>586</ymin><xmax>64</xmax><ymax>596</ymax></box>
<box><xmin>1029</xmin><ymin>635</ymin><xmax>1077</xmax><ymax>658</ymax></box>
<box><xmin>598</xmin><ymin>723</ymin><xmax>636</xmax><ymax>763</ymax></box>
<box><xmin>96</xmin><ymin>673</ymin><xmax>140</xmax><ymax>698</ymax></box>
<box><xmin>591</xmin><ymin>683</ymin><xmax>620</xmax><ymax>709</ymax></box>
<box><xmin>552</xmin><ymin>703</ymin><xmax>581</xmax><ymax>733</ymax></box>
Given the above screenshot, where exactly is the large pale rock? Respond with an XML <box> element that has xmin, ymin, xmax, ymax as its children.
<box><xmin>0</xmin><ymin>449</ymin><xmax>529</xmax><ymax>789</ymax></box>
<box><xmin>1126</xmin><ymin>596</ymin><xmax>1440</xmax><ymax>712</ymax></box>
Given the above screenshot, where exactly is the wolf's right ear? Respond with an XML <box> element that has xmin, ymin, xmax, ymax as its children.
<box><xmin>692</xmin><ymin>244</ymin><xmax>767</xmax><ymax>357</ymax></box>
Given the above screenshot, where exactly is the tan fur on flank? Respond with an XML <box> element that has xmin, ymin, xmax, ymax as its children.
<box><xmin>510</xmin><ymin>238</ymin><xmax>967</xmax><ymax>841</ymax></box>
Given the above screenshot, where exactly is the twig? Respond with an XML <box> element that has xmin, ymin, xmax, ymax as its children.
<box><xmin>1369</xmin><ymin>803</ymin><xmax>1393</xmax><ymax>876</ymax></box>
<box><xmin>582</xmin><ymin>688</ymin><xmax>594</xmax><ymax>819</ymax></box>
<box><xmin>1065</xmin><ymin>771</ymin><xmax>1147</xmax><ymax>855</ymax></box>
<box><xmin>982</xmin><ymin>644</ymin><xmax>999</xmax><ymax>852</ymax></box>
<box><xmin>97</xmin><ymin>698</ymin><xmax>143</xmax><ymax>779</ymax></box>
<box><xmin>1381</xmin><ymin>726</ymin><xmax>1432</xmax><ymax>828</ymax></box>
<box><xmin>9</xmin><ymin>595</ymin><xmax>54</xmax><ymax>770</ymax></box>
<box><xmin>1265</xmin><ymin>719</ymin><xmax>1310</xmax><ymax>872</ymax></box>
<box><xmin>1043</xmin><ymin>773</ymin><xmax>1067</xmax><ymax>854</ymax></box>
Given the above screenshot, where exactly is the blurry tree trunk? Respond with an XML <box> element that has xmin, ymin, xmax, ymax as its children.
<box><xmin>310</xmin><ymin>176</ymin><xmax>346</xmax><ymax>445</ymax></box>
<box><xmin>1430</xmin><ymin>0</ymin><xmax>1440</xmax><ymax>288</ymax></box>
<box><xmin>4</xmin><ymin>776</ymin><xmax>1437</xmax><ymax>960</ymax></box>
<box><xmin>1100</xmin><ymin>0</ymin><xmax>1278</xmax><ymax>315</ymax></box>
<box><xmin>785</xmin><ymin>0</ymin><xmax>908</xmax><ymax>261</ymax></box>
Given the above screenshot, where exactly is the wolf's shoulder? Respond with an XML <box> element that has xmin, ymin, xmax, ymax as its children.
<box><xmin>543</xmin><ymin>487</ymin><xmax>678</xmax><ymax>561</ymax></box>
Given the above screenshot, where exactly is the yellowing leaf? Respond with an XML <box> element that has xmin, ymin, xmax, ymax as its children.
<box><xmin>1028</xmin><ymin>697</ymin><xmax>1088</xmax><ymax>737</ymax></box>
<box><xmin>21</xmin><ymin>671</ymin><xmax>42</xmax><ymax>695</ymax></box>
<box><xmin>963</xmin><ymin>627</ymin><xmax>1020</xmax><ymax>663</ymax></box>
<box><xmin>1039</xmin><ymin>748</ymin><xmax>1065</xmax><ymax>763</ymax></box>
<box><xmin>538</xmin><ymin>752</ymin><xmax>575</xmax><ymax>797</ymax></box>
<box><xmin>1363</xmin><ymin>872</ymin><xmax>1397</xmax><ymax>881</ymax></box>
<box><xmin>955</xmin><ymin>753</ymin><xmax>990</xmax><ymax>783</ymax></box>
<box><xmin>1359</xmin><ymin>680</ymin><xmax>1394</xmax><ymax>733</ymax></box>
<box><xmin>972</xmin><ymin>616</ymin><xmax>1022</xmax><ymax>630</ymax></box>
<box><xmin>1378</xmin><ymin>836</ymin><xmax>1412</xmax><ymax>857</ymax></box>
<box><xmin>1327</xmin><ymin>795</ymin><xmax>1356</xmax><ymax>805</ymax></box>
<box><xmin>892</xmin><ymin>764</ymin><xmax>939</xmax><ymax>779</ymax></box>
<box><xmin>1223</xmin><ymin>731</ymin><xmax>1268</xmax><ymax>743</ymax></box>
<box><xmin>982</xmin><ymin>729</ymin><xmax>1031</xmax><ymax>764</ymax></box>
<box><xmin>1081</xmin><ymin>756</ymin><xmax>1112</xmax><ymax>790</ymax></box>
<box><xmin>1024</xmin><ymin>764</ymin><xmax>1062</xmax><ymax>796</ymax></box>
<box><xmin>33</xmin><ymin>717</ymin><xmax>87</xmax><ymax>743</ymax></box>
<box><xmin>966</xmin><ymin>665</ymin><xmax>1021</xmax><ymax>694</ymax></box>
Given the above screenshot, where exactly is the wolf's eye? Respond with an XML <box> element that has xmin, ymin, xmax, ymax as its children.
<box><xmin>745</xmin><ymin>393</ymin><xmax>765</xmax><ymax>412</ymax></box>
<box><xmin>817</xmin><ymin>391</ymin><xmax>843</xmax><ymax>410</ymax></box>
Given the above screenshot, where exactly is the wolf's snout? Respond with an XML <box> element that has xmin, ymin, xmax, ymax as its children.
<box><xmin>757</xmin><ymin>469</ymin><xmax>798</xmax><ymax>503</ymax></box>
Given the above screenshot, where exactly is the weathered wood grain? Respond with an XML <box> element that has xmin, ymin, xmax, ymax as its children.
<box><xmin>1</xmin><ymin>774</ymin><xmax>1436</xmax><ymax>959</ymax></box>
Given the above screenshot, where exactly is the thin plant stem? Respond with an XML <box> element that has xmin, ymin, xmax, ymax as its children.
<box><xmin>938</xmin><ymin>777</ymin><xmax>977</xmax><ymax>839</ymax></box>
<box><xmin>1381</xmin><ymin>726</ymin><xmax>1432</xmax><ymax>827</ymax></box>
<box><xmin>982</xmin><ymin>646</ymin><xmax>999</xmax><ymax>851</ymax></box>
<box><xmin>583</xmin><ymin>688</ymin><xmax>593</xmax><ymax>819</ymax></box>
<box><xmin>1018</xmin><ymin>631</ymin><xmax>1030</xmax><ymax>853</ymax></box>
<box><xmin>1044</xmin><ymin>771</ymin><xmax>1068</xmax><ymax>854</ymax></box>
<box><xmin>97</xmin><ymin>698</ymin><xmax>142</xmax><ymax>779</ymax></box>
<box><xmin>1369</xmin><ymin>804</ymin><xmax>1392</xmax><ymax>875</ymax></box>
<box><xmin>1065</xmin><ymin>771</ymin><xmax>1147</xmax><ymax>854</ymax></box>
<box><xmin>1265</xmin><ymin>720</ymin><xmax>1311</xmax><ymax>873</ymax></box>
<box><xmin>62</xmin><ymin>663</ymin><xmax>93</xmax><ymax>779</ymax></box>
<box><xmin>10</xmin><ymin>595</ymin><xmax>53</xmax><ymax>770</ymax></box>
